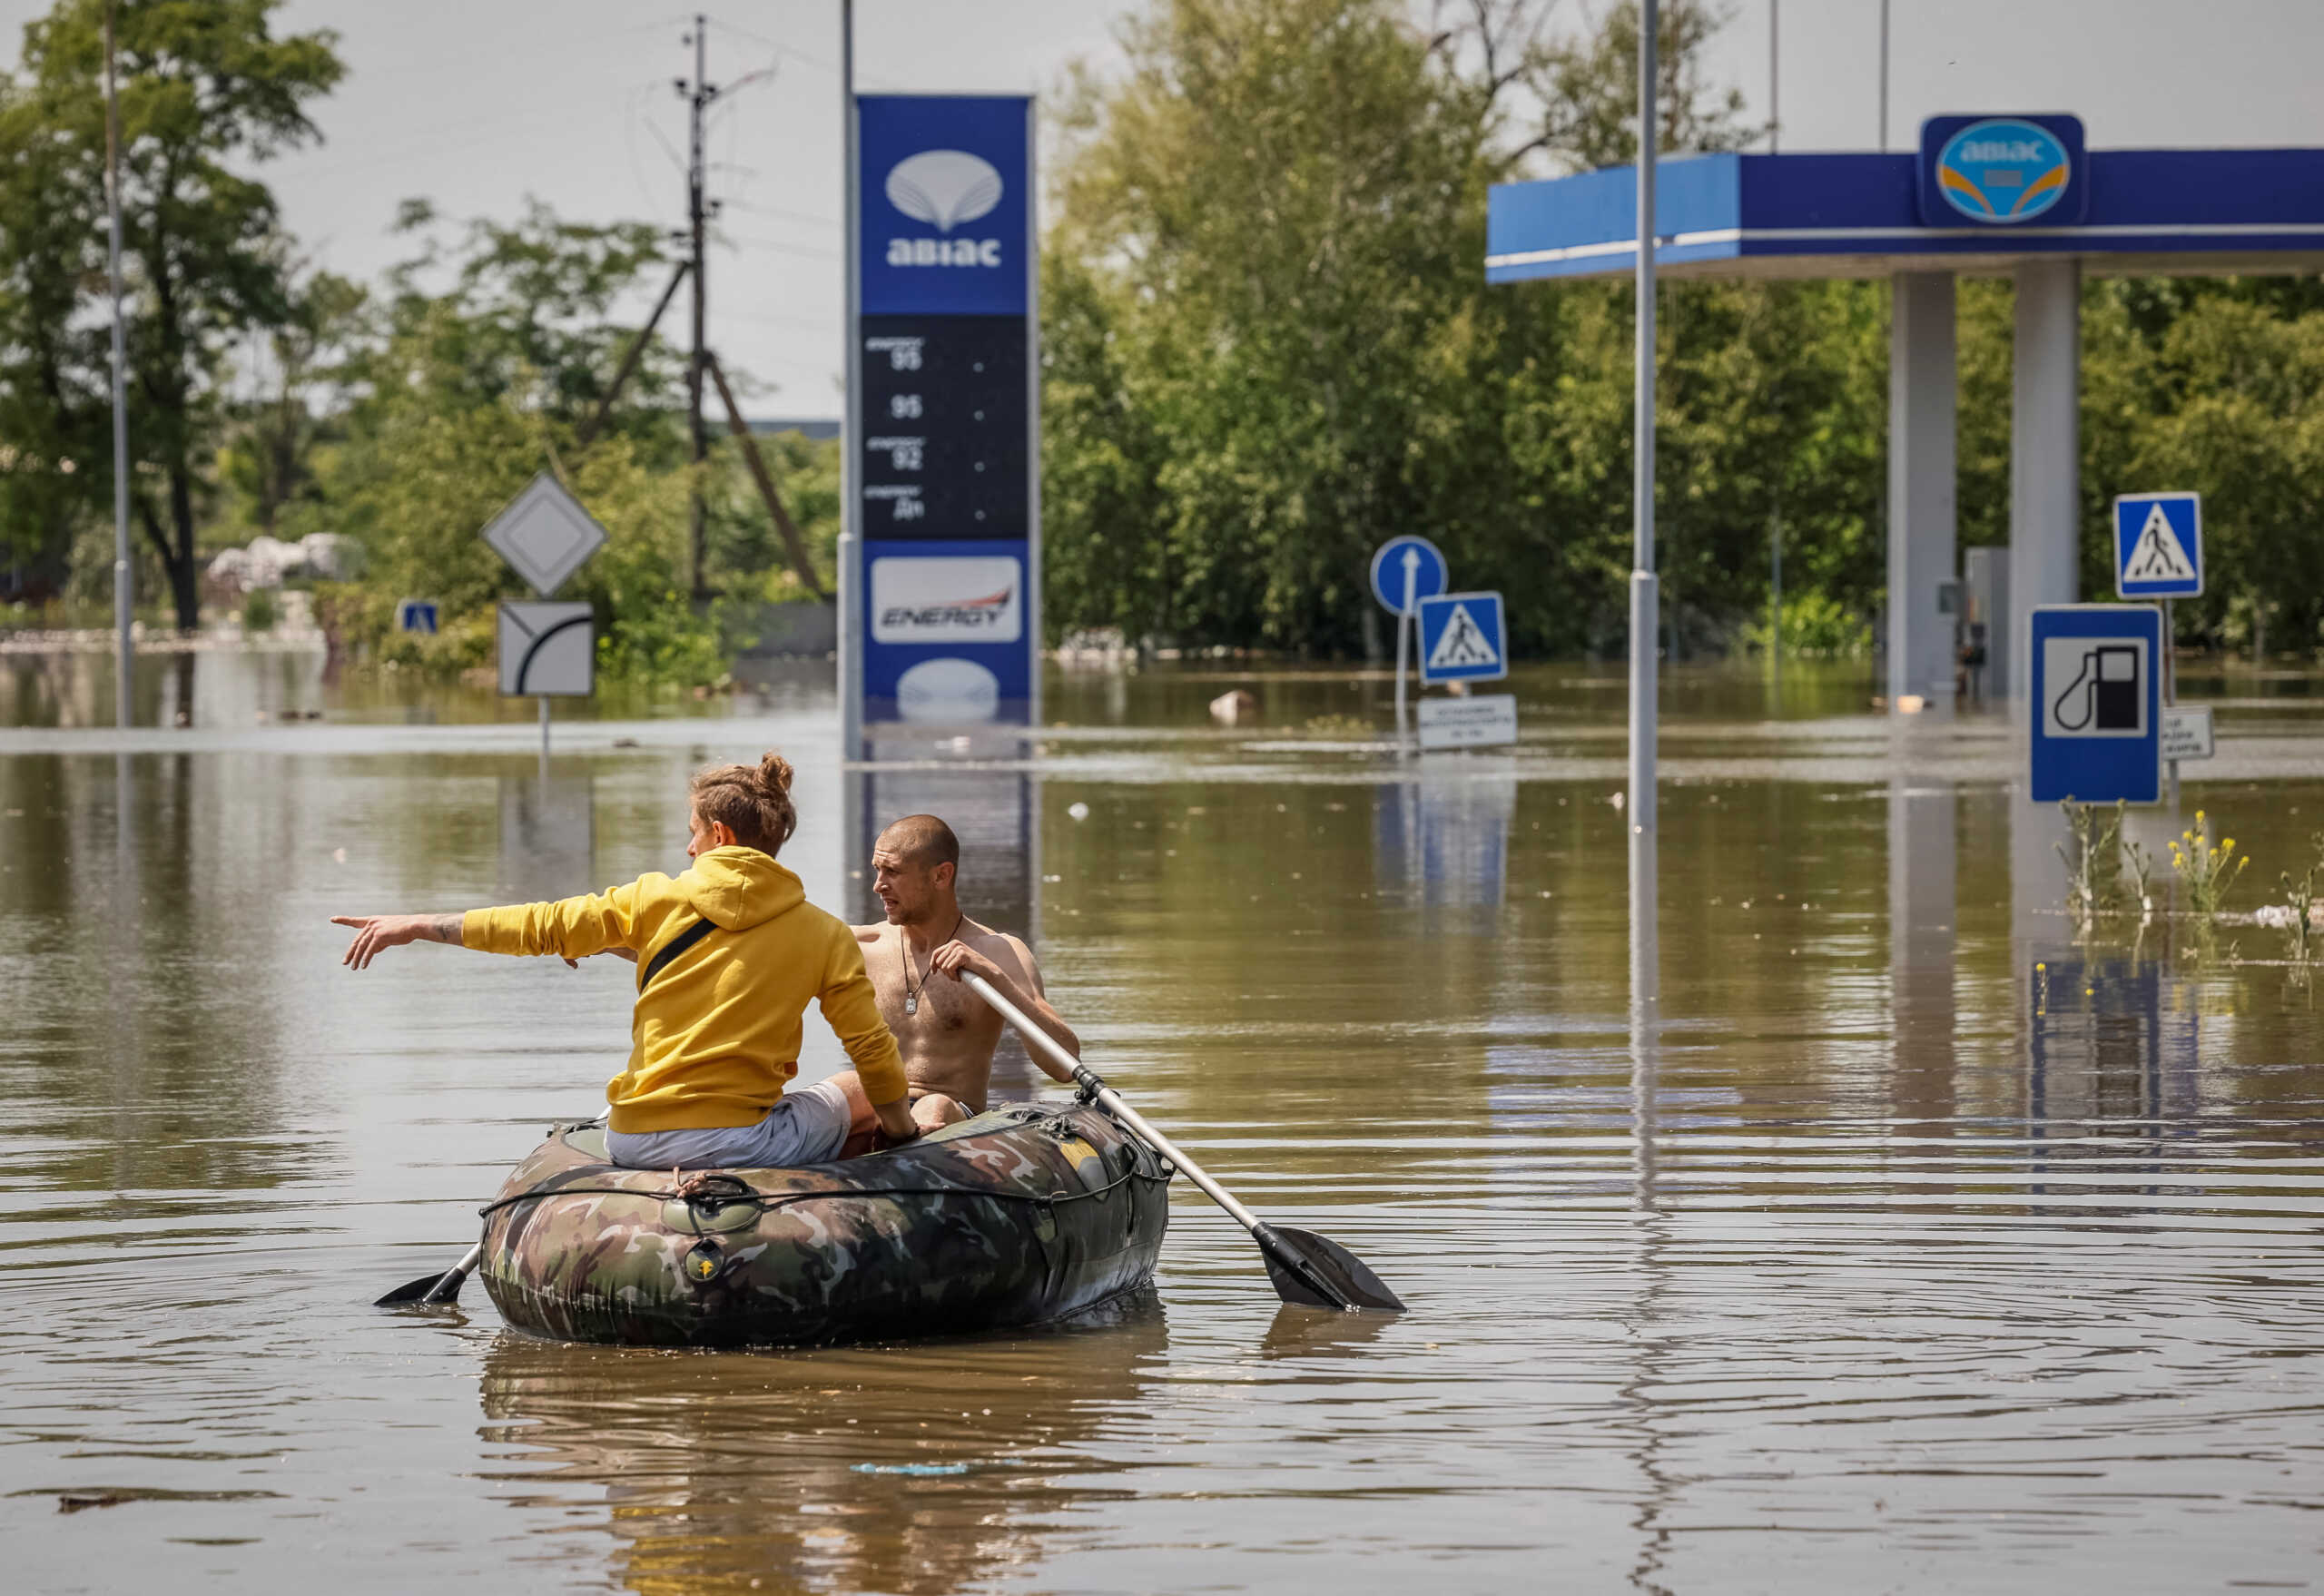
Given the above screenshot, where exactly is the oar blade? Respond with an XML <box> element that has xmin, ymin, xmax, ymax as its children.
<box><xmin>375</xmin><ymin>1270</ymin><xmax>459</xmax><ymax>1306</ymax></box>
<box><xmin>1261</xmin><ymin>1225</ymin><xmax>1405</xmax><ymax>1314</ymax></box>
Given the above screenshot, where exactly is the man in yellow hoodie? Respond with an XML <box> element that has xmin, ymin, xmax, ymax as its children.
<box><xmin>331</xmin><ymin>753</ymin><xmax>920</xmax><ymax>1167</ymax></box>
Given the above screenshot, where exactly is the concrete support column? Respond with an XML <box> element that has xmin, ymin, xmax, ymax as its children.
<box><xmin>2009</xmin><ymin>259</ymin><xmax>2082</xmax><ymax>700</ymax></box>
<box><xmin>1887</xmin><ymin>271</ymin><xmax>1959</xmax><ymax>708</ymax></box>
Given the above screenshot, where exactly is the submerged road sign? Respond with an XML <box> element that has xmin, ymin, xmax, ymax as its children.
<box><xmin>2029</xmin><ymin>604</ymin><xmax>2162</xmax><ymax>803</ymax></box>
<box><xmin>397</xmin><ymin>599</ymin><xmax>438</xmax><ymax>635</ymax></box>
<box><xmin>1369</xmin><ymin>536</ymin><xmax>1446</xmax><ymax>615</ymax></box>
<box><xmin>498</xmin><ymin>601</ymin><xmax>596</xmax><ymax>697</ymax></box>
<box><xmin>1419</xmin><ymin>693</ymin><xmax>1518</xmax><ymax>750</ymax></box>
<box><xmin>1417</xmin><ymin>590</ymin><xmax>1507</xmax><ymax>685</ymax></box>
<box><xmin>2114</xmin><ymin>491</ymin><xmax>2202</xmax><ymax>599</ymax></box>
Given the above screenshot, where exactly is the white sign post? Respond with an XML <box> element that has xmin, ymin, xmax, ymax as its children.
<box><xmin>1369</xmin><ymin>536</ymin><xmax>1447</xmax><ymax>749</ymax></box>
<box><xmin>2114</xmin><ymin>491</ymin><xmax>2203</xmax><ymax>808</ymax></box>
<box><xmin>479</xmin><ymin>473</ymin><xmax>608</xmax><ymax>763</ymax></box>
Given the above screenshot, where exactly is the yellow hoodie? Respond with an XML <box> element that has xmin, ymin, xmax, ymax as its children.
<box><xmin>461</xmin><ymin>846</ymin><xmax>904</xmax><ymax>1133</ymax></box>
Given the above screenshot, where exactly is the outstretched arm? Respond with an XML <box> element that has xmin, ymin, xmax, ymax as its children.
<box><xmin>332</xmin><ymin>913</ymin><xmax>467</xmax><ymax>970</ymax></box>
<box><xmin>932</xmin><ymin>936</ymin><xmax>1078</xmax><ymax>1061</ymax></box>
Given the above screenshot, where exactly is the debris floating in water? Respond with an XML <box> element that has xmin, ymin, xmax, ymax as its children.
<box><xmin>850</xmin><ymin>1463</ymin><xmax>970</xmax><ymax>1477</ymax></box>
<box><xmin>1067</xmin><ymin>803</ymin><xmax>1090</xmax><ymax>821</ymax></box>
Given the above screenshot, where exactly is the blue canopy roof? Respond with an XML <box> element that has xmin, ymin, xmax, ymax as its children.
<box><xmin>1487</xmin><ymin>148</ymin><xmax>2324</xmax><ymax>283</ymax></box>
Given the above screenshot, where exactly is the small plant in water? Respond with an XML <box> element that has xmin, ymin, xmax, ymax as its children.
<box><xmin>2281</xmin><ymin>831</ymin><xmax>2323</xmax><ymax>970</ymax></box>
<box><xmin>2168</xmin><ymin>810</ymin><xmax>2249</xmax><ymax>922</ymax></box>
<box><xmin>2056</xmin><ymin>799</ymin><xmax>2127</xmax><ymax>931</ymax></box>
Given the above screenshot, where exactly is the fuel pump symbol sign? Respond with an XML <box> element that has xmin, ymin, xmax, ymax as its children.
<box><xmin>2043</xmin><ymin>638</ymin><xmax>2146</xmax><ymax>736</ymax></box>
<box><xmin>2030</xmin><ymin>605</ymin><xmax>2162</xmax><ymax>803</ymax></box>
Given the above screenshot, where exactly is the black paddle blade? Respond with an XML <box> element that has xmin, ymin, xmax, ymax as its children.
<box><xmin>374</xmin><ymin>1269</ymin><xmax>465</xmax><ymax>1307</ymax></box>
<box><xmin>1256</xmin><ymin>1224</ymin><xmax>1405</xmax><ymax>1314</ymax></box>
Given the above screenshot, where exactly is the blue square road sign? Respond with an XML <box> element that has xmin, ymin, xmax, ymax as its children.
<box><xmin>1417</xmin><ymin>590</ymin><xmax>1507</xmax><ymax>685</ymax></box>
<box><xmin>2029</xmin><ymin>604</ymin><xmax>2162</xmax><ymax>803</ymax></box>
<box><xmin>2114</xmin><ymin>491</ymin><xmax>2201</xmax><ymax>599</ymax></box>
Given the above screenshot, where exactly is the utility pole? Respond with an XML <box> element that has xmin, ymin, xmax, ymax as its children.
<box><xmin>1768</xmin><ymin>0</ymin><xmax>1778</xmax><ymax>154</ymax></box>
<box><xmin>1877</xmin><ymin>0</ymin><xmax>1890</xmax><ymax>153</ymax></box>
<box><xmin>683</xmin><ymin>15</ymin><xmax>713</xmax><ymax>603</ymax></box>
<box><xmin>104</xmin><ymin>0</ymin><xmax>132</xmax><ymax>729</ymax></box>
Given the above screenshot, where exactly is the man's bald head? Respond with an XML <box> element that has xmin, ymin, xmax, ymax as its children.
<box><xmin>871</xmin><ymin>815</ymin><xmax>960</xmax><ymax>928</ymax></box>
<box><xmin>876</xmin><ymin>814</ymin><xmax>959</xmax><ymax>872</ymax></box>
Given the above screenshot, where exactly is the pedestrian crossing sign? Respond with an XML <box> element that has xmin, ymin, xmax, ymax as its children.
<box><xmin>1417</xmin><ymin>590</ymin><xmax>1507</xmax><ymax>685</ymax></box>
<box><xmin>2113</xmin><ymin>491</ymin><xmax>2202</xmax><ymax>599</ymax></box>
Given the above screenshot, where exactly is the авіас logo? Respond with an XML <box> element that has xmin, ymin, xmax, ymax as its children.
<box><xmin>1935</xmin><ymin>118</ymin><xmax>2071</xmax><ymax>223</ymax></box>
<box><xmin>885</xmin><ymin>150</ymin><xmax>1005</xmax><ymax>269</ymax></box>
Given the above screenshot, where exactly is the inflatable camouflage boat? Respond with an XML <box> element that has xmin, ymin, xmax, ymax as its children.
<box><xmin>475</xmin><ymin>1099</ymin><xmax>1171</xmax><ymax>1347</ymax></box>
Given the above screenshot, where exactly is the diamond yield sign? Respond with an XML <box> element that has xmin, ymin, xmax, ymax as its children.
<box><xmin>2113</xmin><ymin>491</ymin><xmax>2201</xmax><ymax>598</ymax></box>
<box><xmin>482</xmin><ymin>474</ymin><xmax>609</xmax><ymax>597</ymax></box>
<box><xmin>1417</xmin><ymin>590</ymin><xmax>1508</xmax><ymax>685</ymax></box>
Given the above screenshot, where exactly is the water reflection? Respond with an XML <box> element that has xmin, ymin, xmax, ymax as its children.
<box><xmin>1372</xmin><ymin>768</ymin><xmax>1515</xmax><ymax>917</ymax></box>
<box><xmin>497</xmin><ymin>773</ymin><xmax>596</xmax><ymax>904</ymax></box>
<box><xmin>476</xmin><ymin>1293</ymin><xmax>1168</xmax><ymax>1593</ymax></box>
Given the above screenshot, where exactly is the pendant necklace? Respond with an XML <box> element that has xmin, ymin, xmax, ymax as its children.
<box><xmin>901</xmin><ymin>916</ymin><xmax>963</xmax><ymax>1016</ymax></box>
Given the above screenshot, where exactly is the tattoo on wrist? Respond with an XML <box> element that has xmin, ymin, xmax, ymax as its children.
<box><xmin>421</xmin><ymin>913</ymin><xmax>464</xmax><ymax>946</ymax></box>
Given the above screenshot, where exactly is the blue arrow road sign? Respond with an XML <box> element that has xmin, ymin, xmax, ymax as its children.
<box><xmin>2029</xmin><ymin>604</ymin><xmax>2162</xmax><ymax>803</ymax></box>
<box><xmin>1370</xmin><ymin>536</ymin><xmax>1447</xmax><ymax>615</ymax></box>
<box><xmin>1417</xmin><ymin>590</ymin><xmax>1508</xmax><ymax>685</ymax></box>
<box><xmin>2114</xmin><ymin>491</ymin><xmax>2202</xmax><ymax>598</ymax></box>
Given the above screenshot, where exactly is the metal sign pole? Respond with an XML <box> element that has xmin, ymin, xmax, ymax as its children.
<box><xmin>1394</xmin><ymin>553</ymin><xmax>1416</xmax><ymax>747</ymax></box>
<box><xmin>2163</xmin><ymin>597</ymin><xmax>2178</xmax><ymax>809</ymax></box>
<box><xmin>104</xmin><ymin>2</ymin><xmax>132</xmax><ymax>730</ymax></box>
<box><xmin>837</xmin><ymin>0</ymin><xmax>864</xmax><ymax>767</ymax></box>
<box><xmin>1630</xmin><ymin>0</ymin><xmax>1660</xmax><ymax>853</ymax></box>
<box><xmin>539</xmin><ymin>696</ymin><xmax>550</xmax><ymax>773</ymax></box>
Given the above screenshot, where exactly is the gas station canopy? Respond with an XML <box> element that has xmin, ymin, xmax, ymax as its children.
<box><xmin>1484</xmin><ymin>118</ymin><xmax>2324</xmax><ymax>714</ymax></box>
<box><xmin>1488</xmin><ymin>143</ymin><xmax>2324</xmax><ymax>283</ymax></box>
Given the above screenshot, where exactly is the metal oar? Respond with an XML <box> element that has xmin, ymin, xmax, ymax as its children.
<box><xmin>376</xmin><ymin>1240</ymin><xmax>482</xmax><ymax>1307</ymax></box>
<box><xmin>960</xmin><ymin>971</ymin><xmax>1403</xmax><ymax>1314</ymax></box>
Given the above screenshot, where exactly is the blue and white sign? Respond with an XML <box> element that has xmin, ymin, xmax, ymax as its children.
<box><xmin>1918</xmin><ymin>114</ymin><xmax>2086</xmax><ymax>228</ymax></box>
<box><xmin>1370</xmin><ymin>536</ymin><xmax>1447</xmax><ymax>616</ymax></box>
<box><xmin>2114</xmin><ymin>491</ymin><xmax>2203</xmax><ymax>599</ymax></box>
<box><xmin>2029</xmin><ymin>604</ymin><xmax>2162</xmax><ymax>803</ymax></box>
<box><xmin>859</xmin><ymin>95</ymin><xmax>1030</xmax><ymax>319</ymax></box>
<box><xmin>396</xmin><ymin>599</ymin><xmax>438</xmax><ymax>635</ymax></box>
<box><xmin>851</xmin><ymin>94</ymin><xmax>1037</xmax><ymax>730</ymax></box>
<box><xmin>1417</xmin><ymin>590</ymin><xmax>1508</xmax><ymax>685</ymax></box>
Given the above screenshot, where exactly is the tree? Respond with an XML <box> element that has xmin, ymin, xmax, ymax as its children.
<box><xmin>1041</xmin><ymin>0</ymin><xmax>1788</xmax><ymax>656</ymax></box>
<box><xmin>0</xmin><ymin>0</ymin><xmax>341</xmax><ymax>627</ymax></box>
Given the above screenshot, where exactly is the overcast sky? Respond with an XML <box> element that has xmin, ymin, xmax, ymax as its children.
<box><xmin>8</xmin><ymin>0</ymin><xmax>2324</xmax><ymax>414</ymax></box>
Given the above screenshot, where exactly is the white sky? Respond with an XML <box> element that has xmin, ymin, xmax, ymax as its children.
<box><xmin>7</xmin><ymin>0</ymin><xmax>2323</xmax><ymax>413</ymax></box>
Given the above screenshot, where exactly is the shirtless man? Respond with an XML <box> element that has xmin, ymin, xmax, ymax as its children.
<box><xmin>826</xmin><ymin>813</ymin><xmax>1077</xmax><ymax>1146</ymax></box>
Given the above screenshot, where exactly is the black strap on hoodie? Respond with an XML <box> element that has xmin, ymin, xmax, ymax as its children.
<box><xmin>637</xmin><ymin>917</ymin><xmax>719</xmax><ymax>991</ymax></box>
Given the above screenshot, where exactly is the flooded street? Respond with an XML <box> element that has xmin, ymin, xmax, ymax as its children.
<box><xmin>5</xmin><ymin>652</ymin><xmax>2323</xmax><ymax>1592</ymax></box>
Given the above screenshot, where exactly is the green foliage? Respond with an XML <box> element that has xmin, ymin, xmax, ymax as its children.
<box><xmin>1042</xmin><ymin>0</ymin><xmax>2324</xmax><ymax>663</ymax></box>
<box><xmin>2169</xmin><ymin>810</ymin><xmax>2250</xmax><ymax>922</ymax></box>
<box><xmin>2056</xmin><ymin>799</ymin><xmax>2127</xmax><ymax>932</ymax></box>
<box><xmin>0</xmin><ymin>0</ymin><xmax>343</xmax><ymax>625</ymax></box>
<box><xmin>240</xmin><ymin>585</ymin><xmax>278</xmax><ymax>633</ymax></box>
<box><xmin>2281</xmin><ymin>832</ymin><xmax>2322</xmax><ymax>969</ymax></box>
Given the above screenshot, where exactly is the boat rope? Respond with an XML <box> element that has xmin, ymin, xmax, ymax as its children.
<box><xmin>475</xmin><ymin>1161</ymin><xmax>1170</xmax><ymax>1223</ymax></box>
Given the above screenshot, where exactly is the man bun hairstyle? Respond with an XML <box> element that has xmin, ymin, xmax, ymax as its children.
<box><xmin>690</xmin><ymin>752</ymin><xmax>799</xmax><ymax>855</ymax></box>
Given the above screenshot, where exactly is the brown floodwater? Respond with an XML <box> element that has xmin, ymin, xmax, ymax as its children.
<box><xmin>4</xmin><ymin>647</ymin><xmax>2323</xmax><ymax>1592</ymax></box>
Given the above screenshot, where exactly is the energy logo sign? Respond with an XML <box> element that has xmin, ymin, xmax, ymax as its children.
<box><xmin>871</xmin><ymin>555</ymin><xmax>1022</xmax><ymax>645</ymax></box>
<box><xmin>1917</xmin><ymin>115</ymin><xmax>2086</xmax><ymax>228</ymax></box>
